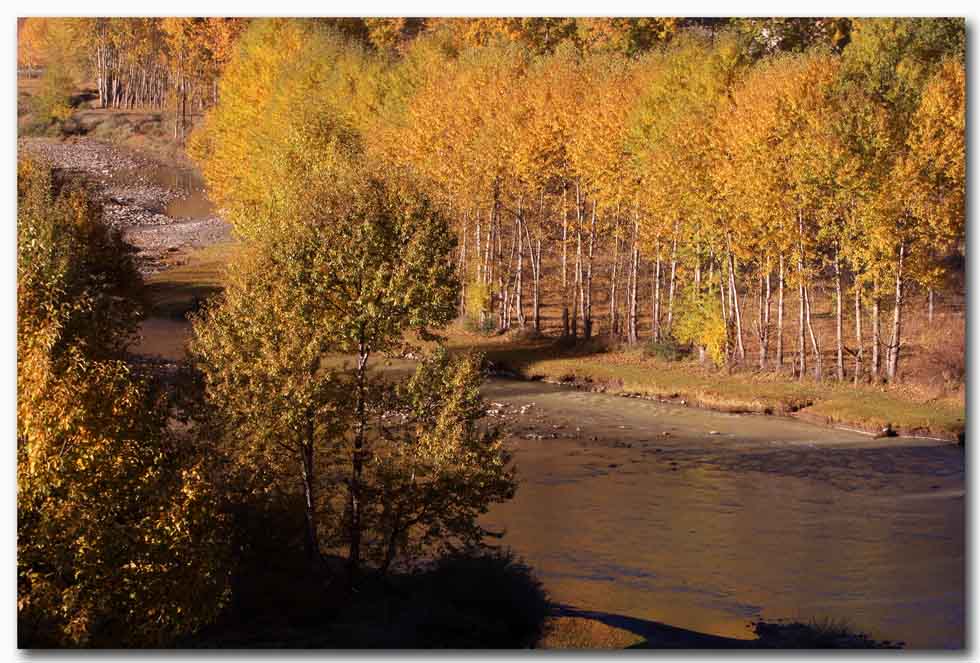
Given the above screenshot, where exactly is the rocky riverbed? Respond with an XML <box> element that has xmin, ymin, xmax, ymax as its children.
<box><xmin>19</xmin><ymin>137</ymin><xmax>231</xmax><ymax>276</ymax></box>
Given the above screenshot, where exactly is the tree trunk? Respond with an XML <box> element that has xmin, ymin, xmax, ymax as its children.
<box><xmin>476</xmin><ymin>208</ymin><xmax>483</xmax><ymax>285</ymax></box>
<box><xmin>759</xmin><ymin>259</ymin><xmax>771</xmax><ymax>371</ymax></box>
<box><xmin>609</xmin><ymin>222</ymin><xmax>620</xmax><ymax>337</ymax></box>
<box><xmin>729</xmin><ymin>251</ymin><xmax>745</xmax><ymax>361</ymax></box>
<box><xmin>495</xmin><ymin>196</ymin><xmax>506</xmax><ymax>331</ymax></box>
<box><xmin>928</xmin><ymin>287</ymin><xmax>935</xmax><ymax>323</ymax></box>
<box><xmin>180</xmin><ymin>80</ymin><xmax>188</xmax><ymax>140</ymax></box>
<box><xmin>804</xmin><ymin>283</ymin><xmax>822</xmax><ymax>380</ymax></box>
<box><xmin>776</xmin><ymin>254</ymin><xmax>785</xmax><ymax>370</ymax></box>
<box><xmin>653</xmin><ymin>239</ymin><xmax>662</xmax><ymax>341</ymax></box>
<box><xmin>871</xmin><ymin>276</ymin><xmax>881</xmax><ymax>383</ymax></box>
<box><xmin>380</xmin><ymin>519</ymin><xmax>402</xmax><ymax>576</ymax></box>
<box><xmin>716</xmin><ymin>256</ymin><xmax>730</xmax><ymax>365</ymax></box>
<box><xmin>628</xmin><ymin>218</ymin><xmax>640</xmax><ymax>346</ymax></box>
<box><xmin>666</xmin><ymin>231</ymin><xmax>678</xmax><ymax>333</ymax></box>
<box><xmin>561</xmin><ymin>183</ymin><xmax>569</xmax><ymax>337</ymax></box>
<box><xmin>515</xmin><ymin>209</ymin><xmax>525</xmax><ymax>328</ymax></box>
<box><xmin>886</xmin><ymin>243</ymin><xmax>906</xmax><ymax>382</ymax></box>
<box><xmin>834</xmin><ymin>248</ymin><xmax>845</xmax><ymax>381</ymax></box>
<box><xmin>348</xmin><ymin>341</ymin><xmax>369</xmax><ymax>584</ymax></box>
<box><xmin>797</xmin><ymin>262</ymin><xmax>806</xmax><ymax>380</ymax></box>
<box><xmin>502</xmin><ymin>226</ymin><xmax>517</xmax><ymax>331</ymax></box>
<box><xmin>572</xmin><ymin>230</ymin><xmax>581</xmax><ymax>339</ymax></box>
<box><xmin>521</xmin><ymin>212</ymin><xmax>542</xmax><ymax>332</ymax></box>
<box><xmin>716</xmin><ymin>255</ymin><xmax>726</xmax><ymax>327</ymax></box>
<box><xmin>695</xmin><ymin>259</ymin><xmax>705</xmax><ymax>364</ymax></box>
<box><xmin>854</xmin><ymin>280</ymin><xmax>864</xmax><ymax>385</ymax></box>
<box><xmin>300</xmin><ymin>439</ymin><xmax>320</xmax><ymax>568</ymax></box>
<box><xmin>583</xmin><ymin>202</ymin><xmax>596</xmax><ymax>340</ymax></box>
<box><xmin>533</xmin><ymin>238</ymin><xmax>541</xmax><ymax>330</ymax></box>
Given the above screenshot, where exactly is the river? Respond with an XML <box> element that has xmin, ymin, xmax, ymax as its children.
<box><xmin>480</xmin><ymin>378</ymin><xmax>964</xmax><ymax>648</ymax></box>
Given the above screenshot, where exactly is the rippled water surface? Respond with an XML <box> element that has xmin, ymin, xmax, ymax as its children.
<box><xmin>481</xmin><ymin>379</ymin><xmax>964</xmax><ymax>649</ymax></box>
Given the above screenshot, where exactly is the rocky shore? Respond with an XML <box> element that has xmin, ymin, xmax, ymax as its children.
<box><xmin>19</xmin><ymin>137</ymin><xmax>231</xmax><ymax>276</ymax></box>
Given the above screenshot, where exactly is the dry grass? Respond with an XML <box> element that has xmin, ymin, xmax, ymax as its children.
<box><xmin>537</xmin><ymin>616</ymin><xmax>644</xmax><ymax>649</ymax></box>
<box><xmin>68</xmin><ymin>106</ymin><xmax>197</xmax><ymax>167</ymax></box>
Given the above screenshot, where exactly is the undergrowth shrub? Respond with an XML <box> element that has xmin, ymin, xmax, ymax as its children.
<box><xmin>28</xmin><ymin>62</ymin><xmax>74</xmax><ymax>135</ymax></box>
<box><xmin>643</xmin><ymin>337</ymin><xmax>686</xmax><ymax>362</ymax></box>
<box><xmin>672</xmin><ymin>286</ymin><xmax>728</xmax><ymax>367</ymax></box>
<box><xmin>462</xmin><ymin>280</ymin><xmax>494</xmax><ymax>334</ymax></box>
<box><xmin>408</xmin><ymin>548</ymin><xmax>550</xmax><ymax>648</ymax></box>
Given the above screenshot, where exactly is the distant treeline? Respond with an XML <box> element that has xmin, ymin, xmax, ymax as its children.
<box><xmin>17</xmin><ymin>18</ymin><xmax>851</xmax><ymax>135</ymax></box>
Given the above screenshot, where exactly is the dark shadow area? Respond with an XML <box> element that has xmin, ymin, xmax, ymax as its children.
<box><xmin>550</xmin><ymin>605</ymin><xmax>902</xmax><ymax>649</ymax></box>
<box><xmin>142</xmin><ymin>281</ymin><xmax>223</xmax><ymax>319</ymax></box>
<box><xmin>184</xmin><ymin>499</ymin><xmax>549</xmax><ymax>649</ymax></box>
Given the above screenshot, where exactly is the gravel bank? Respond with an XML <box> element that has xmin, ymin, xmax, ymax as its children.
<box><xmin>19</xmin><ymin>137</ymin><xmax>231</xmax><ymax>276</ymax></box>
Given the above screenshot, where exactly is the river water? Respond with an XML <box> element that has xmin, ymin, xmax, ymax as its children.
<box><xmin>480</xmin><ymin>379</ymin><xmax>964</xmax><ymax>649</ymax></box>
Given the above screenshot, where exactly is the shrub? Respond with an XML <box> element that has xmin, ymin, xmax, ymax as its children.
<box><xmin>462</xmin><ymin>280</ymin><xmax>494</xmax><ymax>333</ymax></box>
<box><xmin>17</xmin><ymin>159</ymin><xmax>233</xmax><ymax>647</ymax></box>
<box><xmin>752</xmin><ymin>618</ymin><xmax>901</xmax><ymax>649</ymax></box>
<box><xmin>28</xmin><ymin>61</ymin><xmax>74</xmax><ymax>132</ymax></box>
<box><xmin>672</xmin><ymin>285</ymin><xmax>728</xmax><ymax>367</ymax></box>
<box><xmin>405</xmin><ymin>549</ymin><xmax>551</xmax><ymax>648</ymax></box>
<box><xmin>643</xmin><ymin>337</ymin><xmax>686</xmax><ymax>362</ymax></box>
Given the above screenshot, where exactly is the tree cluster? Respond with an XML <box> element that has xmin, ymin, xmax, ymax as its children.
<box><xmin>189</xmin><ymin>19</ymin><xmax>516</xmax><ymax>585</ymax></box>
<box><xmin>19</xmin><ymin>18</ymin><xmax>247</xmax><ymax>138</ymax></box>
<box><xmin>189</xmin><ymin>16</ymin><xmax>964</xmax><ymax>384</ymax></box>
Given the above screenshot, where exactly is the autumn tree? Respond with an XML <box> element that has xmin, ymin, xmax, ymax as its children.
<box><xmin>631</xmin><ymin>31</ymin><xmax>745</xmax><ymax>360</ymax></box>
<box><xmin>191</xmin><ymin>21</ymin><xmax>514</xmax><ymax>584</ymax></box>
<box><xmin>897</xmin><ymin>56</ymin><xmax>965</xmax><ymax>323</ymax></box>
<box><xmin>17</xmin><ymin>158</ymin><xmax>231</xmax><ymax>647</ymax></box>
<box><xmin>840</xmin><ymin>17</ymin><xmax>965</xmax><ymax>382</ymax></box>
<box><xmin>364</xmin><ymin>347</ymin><xmax>515</xmax><ymax>572</ymax></box>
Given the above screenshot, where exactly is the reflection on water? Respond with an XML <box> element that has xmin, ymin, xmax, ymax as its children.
<box><xmin>481</xmin><ymin>379</ymin><xmax>964</xmax><ymax>649</ymax></box>
<box><xmin>149</xmin><ymin>166</ymin><xmax>215</xmax><ymax>219</ymax></box>
<box><xmin>133</xmin><ymin>317</ymin><xmax>193</xmax><ymax>360</ymax></box>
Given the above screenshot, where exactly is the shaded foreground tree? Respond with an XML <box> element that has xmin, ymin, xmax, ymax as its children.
<box><xmin>17</xmin><ymin>159</ymin><xmax>232</xmax><ymax>647</ymax></box>
<box><xmin>191</xmin><ymin>167</ymin><xmax>514</xmax><ymax>586</ymax></box>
